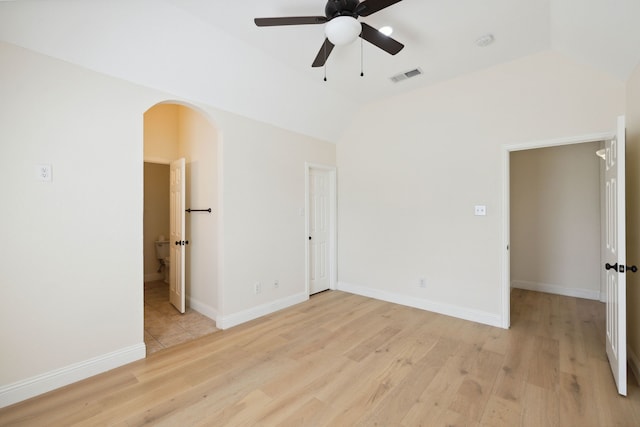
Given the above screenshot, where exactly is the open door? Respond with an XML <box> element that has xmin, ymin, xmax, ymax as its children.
<box><xmin>604</xmin><ymin>116</ymin><xmax>626</xmax><ymax>396</ymax></box>
<box><xmin>169</xmin><ymin>158</ymin><xmax>186</xmax><ymax>313</ymax></box>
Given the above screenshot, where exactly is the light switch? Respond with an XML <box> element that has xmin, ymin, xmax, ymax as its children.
<box><xmin>36</xmin><ymin>164</ymin><xmax>52</xmax><ymax>182</ymax></box>
<box><xmin>474</xmin><ymin>205</ymin><xmax>487</xmax><ymax>216</ymax></box>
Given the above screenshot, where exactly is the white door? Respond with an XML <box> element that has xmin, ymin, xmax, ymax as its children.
<box><xmin>169</xmin><ymin>158</ymin><xmax>186</xmax><ymax>313</ymax></box>
<box><xmin>604</xmin><ymin>116</ymin><xmax>626</xmax><ymax>396</ymax></box>
<box><xmin>309</xmin><ymin>168</ymin><xmax>330</xmax><ymax>294</ymax></box>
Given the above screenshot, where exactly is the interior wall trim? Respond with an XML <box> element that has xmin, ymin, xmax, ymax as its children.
<box><xmin>0</xmin><ymin>343</ymin><xmax>146</xmax><ymax>409</ymax></box>
<box><xmin>337</xmin><ymin>281</ymin><xmax>502</xmax><ymax>328</ymax></box>
<box><xmin>511</xmin><ymin>280</ymin><xmax>601</xmax><ymax>301</ymax></box>
<box><xmin>216</xmin><ymin>292</ymin><xmax>308</xmax><ymax>330</ymax></box>
<box><xmin>144</xmin><ymin>273</ymin><xmax>164</xmax><ymax>283</ymax></box>
<box><xmin>188</xmin><ymin>297</ymin><xmax>218</xmax><ymax>324</ymax></box>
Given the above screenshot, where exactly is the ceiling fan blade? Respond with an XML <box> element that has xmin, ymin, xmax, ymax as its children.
<box><xmin>254</xmin><ymin>16</ymin><xmax>327</xmax><ymax>27</ymax></box>
<box><xmin>312</xmin><ymin>39</ymin><xmax>335</xmax><ymax>67</ymax></box>
<box><xmin>356</xmin><ymin>0</ymin><xmax>403</xmax><ymax>17</ymax></box>
<box><xmin>359</xmin><ymin>22</ymin><xmax>404</xmax><ymax>55</ymax></box>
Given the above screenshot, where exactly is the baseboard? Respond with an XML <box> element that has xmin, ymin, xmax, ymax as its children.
<box><xmin>216</xmin><ymin>292</ymin><xmax>309</xmax><ymax>330</ymax></box>
<box><xmin>629</xmin><ymin>347</ymin><xmax>640</xmax><ymax>384</ymax></box>
<box><xmin>0</xmin><ymin>343</ymin><xmax>146</xmax><ymax>409</ymax></box>
<box><xmin>144</xmin><ymin>273</ymin><xmax>163</xmax><ymax>282</ymax></box>
<box><xmin>337</xmin><ymin>282</ymin><xmax>502</xmax><ymax>328</ymax></box>
<box><xmin>188</xmin><ymin>296</ymin><xmax>218</xmax><ymax>324</ymax></box>
<box><xmin>511</xmin><ymin>280</ymin><xmax>600</xmax><ymax>301</ymax></box>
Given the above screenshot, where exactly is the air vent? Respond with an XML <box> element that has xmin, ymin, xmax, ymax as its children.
<box><xmin>475</xmin><ymin>34</ymin><xmax>495</xmax><ymax>47</ymax></box>
<box><xmin>390</xmin><ymin>68</ymin><xmax>423</xmax><ymax>83</ymax></box>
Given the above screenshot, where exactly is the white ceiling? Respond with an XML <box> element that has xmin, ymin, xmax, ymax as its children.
<box><xmin>166</xmin><ymin>0</ymin><xmax>640</xmax><ymax>102</ymax></box>
<box><xmin>169</xmin><ymin>0</ymin><xmax>553</xmax><ymax>104</ymax></box>
<box><xmin>1</xmin><ymin>0</ymin><xmax>639</xmax><ymax>142</ymax></box>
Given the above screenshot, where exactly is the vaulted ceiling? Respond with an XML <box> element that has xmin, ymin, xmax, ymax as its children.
<box><xmin>1</xmin><ymin>0</ymin><xmax>639</xmax><ymax>142</ymax></box>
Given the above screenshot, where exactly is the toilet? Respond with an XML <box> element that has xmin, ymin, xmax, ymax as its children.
<box><xmin>154</xmin><ymin>240</ymin><xmax>170</xmax><ymax>284</ymax></box>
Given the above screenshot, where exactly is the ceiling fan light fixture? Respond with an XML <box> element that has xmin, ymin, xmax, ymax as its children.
<box><xmin>325</xmin><ymin>16</ymin><xmax>361</xmax><ymax>46</ymax></box>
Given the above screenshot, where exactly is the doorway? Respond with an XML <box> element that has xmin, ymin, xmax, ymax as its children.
<box><xmin>504</xmin><ymin>121</ymin><xmax>630</xmax><ymax>396</ymax></box>
<box><xmin>501</xmin><ymin>131</ymin><xmax>614</xmax><ymax>328</ymax></box>
<box><xmin>510</xmin><ymin>141</ymin><xmax>603</xmax><ymax>301</ymax></box>
<box><xmin>142</xmin><ymin>102</ymin><xmax>220</xmax><ymax>354</ymax></box>
<box><xmin>305</xmin><ymin>163</ymin><xmax>337</xmax><ymax>295</ymax></box>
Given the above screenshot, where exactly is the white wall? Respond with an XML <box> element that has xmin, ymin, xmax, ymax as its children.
<box><xmin>0</xmin><ymin>0</ymin><xmax>357</xmax><ymax>143</ymax></box>
<box><xmin>510</xmin><ymin>142</ymin><xmax>602</xmax><ymax>299</ymax></box>
<box><xmin>0</xmin><ymin>41</ymin><xmax>336</xmax><ymax>406</ymax></box>
<box><xmin>213</xmin><ymin>114</ymin><xmax>336</xmax><ymax>322</ymax></box>
<box><xmin>177</xmin><ymin>106</ymin><xmax>219</xmax><ymax>318</ymax></box>
<box><xmin>336</xmin><ymin>51</ymin><xmax>624</xmax><ymax>325</ymax></box>
<box><xmin>0</xmin><ymin>42</ymin><xmax>157</xmax><ymax>400</ymax></box>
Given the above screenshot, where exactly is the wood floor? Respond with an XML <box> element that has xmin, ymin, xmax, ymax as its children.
<box><xmin>2</xmin><ymin>289</ymin><xmax>640</xmax><ymax>426</ymax></box>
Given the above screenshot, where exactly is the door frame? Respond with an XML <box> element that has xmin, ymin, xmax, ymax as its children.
<box><xmin>500</xmin><ymin>131</ymin><xmax>614</xmax><ymax>329</ymax></box>
<box><xmin>305</xmin><ymin>162</ymin><xmax>337</xmax><ymax>295</ymax></box>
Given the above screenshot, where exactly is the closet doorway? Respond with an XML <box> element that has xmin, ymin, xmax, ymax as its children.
<box><xmin>510</xmin><ymin>141</ymin><xmax>603</xmax><ymax>301</ymax></box>
<box><xmin>503</xmin><ymin>118</ymin><xmax>629</xmax><ymax>396</ymax></box>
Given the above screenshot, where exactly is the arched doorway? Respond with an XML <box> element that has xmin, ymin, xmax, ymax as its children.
<box><xmin>142</xmin><ymin>102</ymin><xmax>220</xmax><ymax>354</ymax></box>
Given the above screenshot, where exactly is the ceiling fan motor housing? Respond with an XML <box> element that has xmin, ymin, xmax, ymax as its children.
<box><xmin>254</xmin><ymin>0</ymin><xmax>405</xmax><ymax>68</ymax></box>
<box><xmin>325</xmin><ymin>0</ymin><xmax>360</xmax><ymax>19</ymax></box>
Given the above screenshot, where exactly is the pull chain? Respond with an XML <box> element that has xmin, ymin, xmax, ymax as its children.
<box><xmin>324</xmin><ymin>41</ymin><xmax>328</xmax><ymax>82</ymax></box>
<box><xmin>360</xmin><ymin>37</ymin><xmax>364</xmax><ymax>77</ymax></box>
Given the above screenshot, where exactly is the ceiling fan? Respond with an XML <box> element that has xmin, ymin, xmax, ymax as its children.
<box><xmin>254</xmin><ymin>0</ymin><xmax>405</xmax><ymax>68</ymax></box>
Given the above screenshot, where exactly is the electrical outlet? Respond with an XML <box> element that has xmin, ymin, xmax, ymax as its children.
<box><xmin>254</xmin><ymin>282</ymin><xmax>262</xmax><ymax>294</ymax></box>
<box><xmin>274</xmin><ymin>280</ymin><xmax>279</xmax><ymax>289</ymax></box>
<box><xmin>474</xmin><ymin>205</ymin><xmax>487</xmax><ymax>216</ymax></box>
<box><xmin>36</xmin><ymin>164</ymin><xmax>52</xmax><ymax>182</ymax></box>
<box><xmin>419</xmin><ymin>278</ymin><xmax>427</xmax><ymax>288</ymax></box>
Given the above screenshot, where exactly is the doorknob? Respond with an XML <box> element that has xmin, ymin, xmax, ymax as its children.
<box><xmin>175</xmin><ymin>241</ymin><xmax>180</xmax><ymax>246</ymax></box>
<box><xmin>605</xmin><ymin>263</ymin><xmax>638</xmax><ymax>273</ymax></box>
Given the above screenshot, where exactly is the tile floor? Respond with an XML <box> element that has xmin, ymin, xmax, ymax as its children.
<box><xmin>144</xmin><ymin>280</ymin><xmax>219</xmax><ymax>355</ymax></box>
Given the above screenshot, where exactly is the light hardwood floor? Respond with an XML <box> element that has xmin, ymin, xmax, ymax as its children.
<box><xmin>2</xmin><ymin>289</ymin><xmax>640</xmax><ymax>426</ymax></box>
